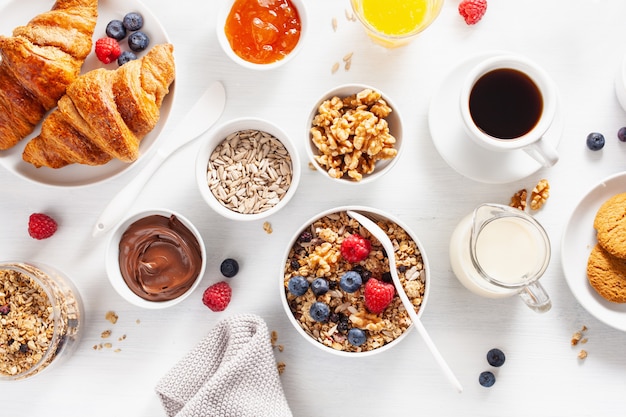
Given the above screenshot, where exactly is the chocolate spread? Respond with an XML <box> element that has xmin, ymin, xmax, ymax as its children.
<box><xmin>118</xmin><ymin>215</ymin><xmax>203</xmax><ymax>302</ymax></box>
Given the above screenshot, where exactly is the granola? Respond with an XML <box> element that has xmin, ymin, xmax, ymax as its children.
<box><xmin>310</xmin><ymin>89</ymin><xmax>398</xmax><ymax>181</ymax></box>
<box><xmin>283</xmin><ymin>211</ymin><xmax>426</xmax><ymax>353</ymax></box>
<box><xmin>0</xmin><ymin>264</ymin><xmax>81</xmax><ymax>379</ymax></box>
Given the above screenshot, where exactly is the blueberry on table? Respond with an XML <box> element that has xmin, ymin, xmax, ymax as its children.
<box><xmin>586</xmin><ymin>132</ymin><xmax>605</xmax><ymax>150</ymax></box>
<box><xmin>287</xmin><ymin>275</ymin><xmax>309</xmax><ymax>296</ymax></box>
<box><xmin>618</xmin><ymin>127</ymin><xmax>626</xmax><ymax>142</ymax></box>
<box><xmin>347</xmin><ymin>328</ymin><xmax>366</xmax><ymax>346</ymax></box>
<box><xmin>105</xmin><ymin>19</ymin><xmax>126</xmax><ymax>40</ymax></box>
<box><xmin>128</xmin><ymin>31</ymin><xmax>150</xmax><ymax>52</ymax></box>
<box><xmin>486</xmin><ymin>348</ymin><xmax>506</xmax><ymax>367</ymax></box>
<box><xmin>123</xmin><ymin>12</ymin><xmax>144</xmax><ymax>31</ymax></box>
<box><xmin>479</xmin><ymin>371</ymin><xmax>496</xmax><ymax>387</ymax></box>
<box><xmin>220</xmin><ymin>258</ymin><xmax>239</xmax><ymax>278</ymax></box>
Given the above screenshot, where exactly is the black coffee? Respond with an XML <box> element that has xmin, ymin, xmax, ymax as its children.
<box><xmin>469</xmin><ymin>68</ymin><xmax>543</xmax><ymax>139</ymax></box>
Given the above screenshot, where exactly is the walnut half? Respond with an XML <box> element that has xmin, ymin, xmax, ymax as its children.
<box><xmin>530</xmin><ymin>179</ymin><xmax>550</xmax><ymax>210</ymax></box>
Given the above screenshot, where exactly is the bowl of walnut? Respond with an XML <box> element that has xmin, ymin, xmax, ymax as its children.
<box><xmin>280</xmin><ymin>206</ymin><xmax>430</xmax><ymax>357</ymax></box>
<box><xmin>306</xmin><ymin>84</ymin><xmax>403</xmax><ymax>184</ymax></box>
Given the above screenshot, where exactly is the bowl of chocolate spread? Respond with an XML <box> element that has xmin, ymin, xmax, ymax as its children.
<box><xmin>105</xmin><ymin>209</ymin><xmax>206</xmax><ymax>308</ymax></box>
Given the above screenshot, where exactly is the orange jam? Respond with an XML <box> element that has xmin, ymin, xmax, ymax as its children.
<box><xmin>224</xmin><ymin>0</ymin><xmax>302</xmax><ymax>64</ymax></box>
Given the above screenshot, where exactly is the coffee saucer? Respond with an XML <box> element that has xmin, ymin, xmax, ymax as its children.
<box><xmin>428</xmin><ymin>52</ymin><xmax>563</xmax><ymax>184</ymax></box>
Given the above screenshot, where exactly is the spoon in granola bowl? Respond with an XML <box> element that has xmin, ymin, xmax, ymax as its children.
<box><xmin>346</xmin><ymin>210</ymin><xmax>463</xmax><ymax>393</ymax></box>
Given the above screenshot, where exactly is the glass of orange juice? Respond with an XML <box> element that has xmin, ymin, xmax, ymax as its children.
<box><xmin>350</xmin><ymin>0</ymin><xmax>443</xmax><ymax>48</ymax></box>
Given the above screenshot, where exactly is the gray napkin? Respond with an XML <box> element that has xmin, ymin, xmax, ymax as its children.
<box><xmin>155</xmin><ymin>314</ymin><xmax>292</xmax><ymax>417</ymax></box>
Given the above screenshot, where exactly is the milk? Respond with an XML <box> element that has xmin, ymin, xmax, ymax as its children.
<box><xmin>449</xmin><ymin>213</ymin><xmax>543</xmax><ymax>298</ymax></box>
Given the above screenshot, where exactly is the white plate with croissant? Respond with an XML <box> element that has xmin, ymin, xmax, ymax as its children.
<box><xmin>0</xmin><ymin>0</ymin><xmax>175</xmax><ymax>187</ymax></box>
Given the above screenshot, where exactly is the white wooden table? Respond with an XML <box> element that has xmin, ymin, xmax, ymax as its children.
<box><xmin>2</xmin><ymin>1</ymin><xmax>626</xmax><ymax>416</ymax></box>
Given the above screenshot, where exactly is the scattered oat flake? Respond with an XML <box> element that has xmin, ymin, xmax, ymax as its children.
<box><xmin>104</xmin><ymin>343</ymin><xmax>113</xmax><ymax>349</ymax></box>
<box><xmin>332</xmin><ymin>17</ymin><xmax>338</xmax><ymax>31</ymax></box>
<box><xmin>345</xmin><ymin>8</ymin><xmax>355</xmax><ymax>21</ymax></box>
<box><xmin>308</xmin><ymin>162</ymin><xmax>317</xmax><ymax>170</ymax></box>
<box><xmin>101</xmin><ymin>330</ymin><xmax>112</xmax><ymax>339</ymax></box>
<box><xmin>136</xmin><ymin>319</ymin><xmax>141</xmax><ymax>324</ymax></box>
<box><xmin>331</xmin><ymin>62</ymin><xmax>340</xmax><ymax>74</ymax></box>
<box><xmin>277</xmin><ymin>362</ymin><xmax>286</xmax><ymax>374</ymax></box>
<box><xmin>263</xmin><ymin>221</ymin><xmax>273</xmax><ymax>234</ymax></box>
<box><xmin>114</xmin><ymin>349</ymin><xmax>122</xmax><ymax>353</ymax></box>
<box><xmin>105</xmin><ymin>311</ymin><xmax>118</xmax><ymax>324</ymax></box>
<box><xmin>118</xmin><ymin>334</ymin><xmax>127</xmax><ymax>341</ymax></box>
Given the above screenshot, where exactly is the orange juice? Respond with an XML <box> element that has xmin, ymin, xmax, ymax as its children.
<box><xmin>351</xmin><ymin>0</ymin><xmax>442</xmax><ymax>47</ymax></box>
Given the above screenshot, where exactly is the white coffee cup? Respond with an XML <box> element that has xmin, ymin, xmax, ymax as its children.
<box><xmin>459</xmin><ymin>54</ymin><xmax>559</xmax><ymax>168</ymax></box>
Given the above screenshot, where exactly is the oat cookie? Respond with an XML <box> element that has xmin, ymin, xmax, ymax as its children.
<box><xmin>593</xmin><ymin>192</ymin><xmax>626</xmax><ymax>259</ymax></box>
<box><xmin>586</xmin><ymin>243</ymin><xmax>626</xmax><ymax>303</ymax></box>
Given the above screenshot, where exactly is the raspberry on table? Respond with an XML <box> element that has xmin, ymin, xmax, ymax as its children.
<box><xmin>95</xmin><ymin>37</ymin><xmax>121</xmax><ymax>64</ymax></box>
<box><xmin>459</xmin><ymin>0</ymin><xmax>487</xmax><ymax>25</ymax></box>
<box><xmin>340</xmin><ymin>234</ymin><xmax>371</xmax><ymax>263</ymax></box>
<box><xmin>363</xmin><ymin>278</ymin><xmax>395</xmax><ymax>314</ymax></box>
<box><xmin>202</xmin><ymin>281</ymin><xmax>232</xmax><ymax>312</ymax></box>
<box><xmin>28</xmin><ymin>213</ymin><xmax>58</xmax><ymax>240</ymax></box>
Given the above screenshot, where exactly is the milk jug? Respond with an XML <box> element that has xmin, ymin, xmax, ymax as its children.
<box><xmin>449</xmin><ymin>203</ymin><xmax>551</xmax><ymax>312</ymax></box>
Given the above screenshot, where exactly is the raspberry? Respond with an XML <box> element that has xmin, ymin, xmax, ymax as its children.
<box><xmin>95</xmin><ymin>37</ymin><xmax>121</xmax><ymax>64</ymax></box>
<box><xmin>202</xmin><ymin>281</ymin><xmax>232</xmax><ymax>312</ymax></box>
<box><xmin>28</xmin><ymin>213</ymin><xmax>58</xmax><ymax>239</ymax></box>
<box><xmin>340</xmin><ymin>234</ymin><xmax>371</xmax><ymax>263</ymax></box>
<box><xmin>363</xmin><ymin>278</ymin><xmax>395</xmax><ymax>314</ymax></box>
<box><xmin>459</xmin><ymin>0</ymin><xmax>487</xmax><ymax>25</ymax></box>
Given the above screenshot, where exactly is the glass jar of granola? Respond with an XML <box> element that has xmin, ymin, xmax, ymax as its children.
<box><xmin>0</xmin><ymin>261</ymin><xmax>83</xmax><ymax>380</ymax></box>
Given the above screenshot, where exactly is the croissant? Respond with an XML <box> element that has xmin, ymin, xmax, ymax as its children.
<box><xmin>22</xmin><ymin>43</ymin><xmax>176</xmax><ymax>168</ymax></box>
<box><xmin>0</xmin><ymin>0</ymin><xmax>98</xmax><ymax>150</ymax></box>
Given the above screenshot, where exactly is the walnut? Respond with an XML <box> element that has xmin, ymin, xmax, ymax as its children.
<box><xmin>349</xmin><ymin>310</ymin><xmax>385</xmax><ymax>332</ymax></box>
<box><xmin>530</xmin><ymin>179</ymin><xmax>550</xmax><ymax>210</ymax></box>
<box><xmin>510</xmin><ymin>189</ymin><xmax>528</xmax><ymax>211</ymax></box>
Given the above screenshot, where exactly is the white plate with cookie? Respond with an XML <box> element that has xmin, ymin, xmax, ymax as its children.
<box><xmin>561</xmin><ymin>172</ymin><xmax>626</xmax><ymax>331</ymax></box>
<box><xmin>0</xmin><ymin>0</ymin><xmax>175</xmax><ymax>187</ymax></box>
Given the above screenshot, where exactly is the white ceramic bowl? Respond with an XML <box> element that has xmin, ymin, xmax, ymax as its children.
<box><xmin>615</xmin><ymin>53</ymin><xmax>626</xmax><ymax>112</ymax></box>
<box><xmin>279</xmin><ymin>205</ymin><xmax>430</xmax><ymax>357</ymax></box>
<box><xmin>216</xmin><ymin>0</ymin><xmax>308</xmax><ymax>70</ymax></box>
<box><xmin>195</xmin><ymin>117</ymin><xmax>301</xmax><ymax>221</ymax></box>
<box><xmin>105</xmin><ymin>209</ymin><xmax>206</xmax><ymax>309</ymax></box>
<box><xmin>306</xmin><ymin>84</ymin><xmax>404</xmax><ymax>185</ymax></box>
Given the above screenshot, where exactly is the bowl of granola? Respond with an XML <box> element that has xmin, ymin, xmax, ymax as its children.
<box><xmin>280</xmin><ymin>206</ymin><xmax>429</xmax><ymax>356</ymax></box>
<box><xmin>306</xmin><ymin>84</ymin><xmax>403</xmax><ymax>184</ymax></box>
<box><xmin>195</xmin><ymin>117</ymin><xmax>301</xmax><ymax>221</ymax></box>
<box><xmin>0</xmin><ymin>261</ymin><xmax>83</xmax><ymax>380</ymax></box>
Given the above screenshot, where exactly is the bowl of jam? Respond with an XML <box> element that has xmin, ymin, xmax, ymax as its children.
<box><xmin>105</xmin><ymin>209</ymin><xmax>206</xmax><ymax>309</ymax></box>
<box><xmin>217</xmin><ymin>0</ymin><xmax>307</xmax><ymax>70</ymax></box>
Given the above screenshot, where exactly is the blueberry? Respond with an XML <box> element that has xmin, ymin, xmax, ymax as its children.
<box><xmin>381</xmin><ymin>271</ymin><xmax>392</xmax><ymax>283</ymax></box>
<box><xmin>287</xmin><ymin>275</ymin><xmax>309</xmax><ymax>296</ymax></box>
<box><xmin>123</xmin><ymin>12</ymin><xmax>144</xmax><ymax>31</ymax></box>
<box><xmin>486</xmin><ymin>348</ymin><xmax>506</xmax><ymax>367</ymax></box>
<box><xmin>309</xmin><ymin>302</ymin><xmax>330</xmax><ymax>322</ymax></box>
<box><xmin>128</xmin><ymin>31</ymin><xmax>150</xmax><ymax>52</ymax></box>
<box><xmin>586</xmin><ymin>132</ymin><xmax>605</xmax><ymax>151</ymax></box>
<box><xmin>339</xmin><ymin>270</ymin><xmax>362</xmax><ymax>293</ymax></box>
<box><xmin>117</xmin><ymin>51</ymin><xmax>137</xmax><ymax>66</ymax></box>
<box><xmin>347</xmin><ymin>328</ymin><xmax>366</xmax><ymax>346</ymax></box>
<box><xmin>105</xmin><ymin>19</ymin><xmax>127</xmax><ymax>40</ymax></box>
<box><xmin>19</xmin><ymin>343</ymin><xmax>29</xmax><ymax>354</ymax></box>
<box><xmin>311</xmin><ymin>278</ymin><xmax>329</xmax><ymax>296</ymax></box>
<box><xmin>479</xmin><ymin>371</ymin><xmax>496</xmax><ymax>387</ymax></box>
<box><xmin>618</xmin><ymin>127</ymin><xmax>626</xmax><ymax>142</ymax></box>
<box><xmin>220</xmin><ymin>258</ymin><xmax>239</xmax><ymax>278</ymax></box>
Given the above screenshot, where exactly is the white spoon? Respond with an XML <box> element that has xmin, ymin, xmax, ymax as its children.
<box><xmin>347</xmin><ymin>210</ymin><xmax>463</xmax><ymax>393</ymax></box>
<box><xmin>92</xmin><ymin>81</ymin><xmax>226</xmax><ymax>238</ymax></box>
